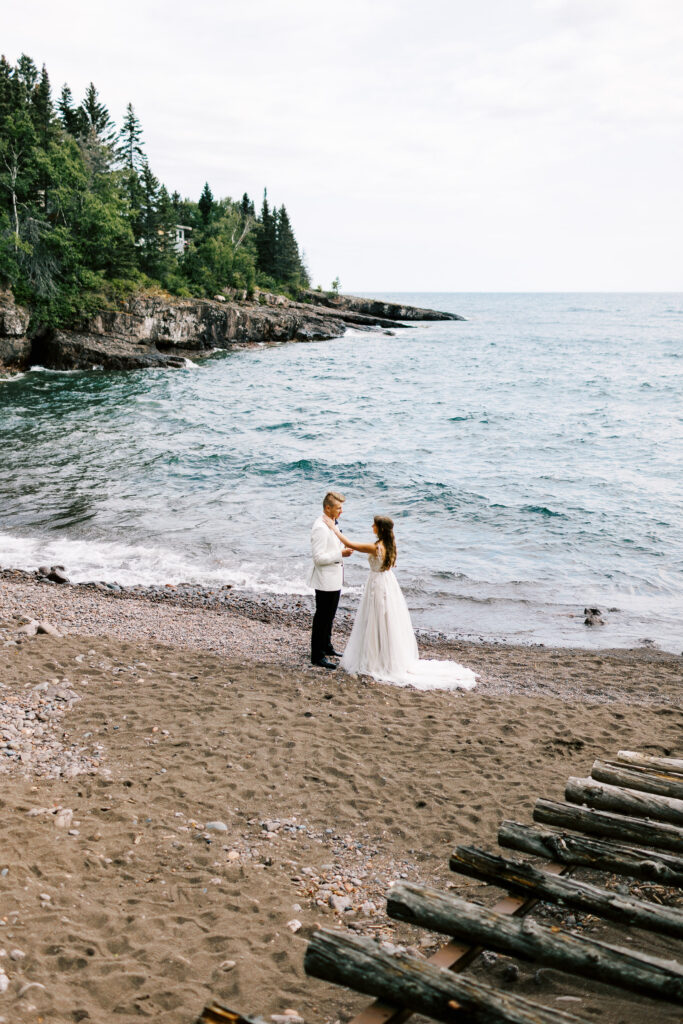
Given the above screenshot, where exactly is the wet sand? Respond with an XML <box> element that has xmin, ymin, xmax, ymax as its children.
<box><xmin>0</xmin><ymin>573</ymin><xmax>681</xmax><ymax>1023</ymax></box>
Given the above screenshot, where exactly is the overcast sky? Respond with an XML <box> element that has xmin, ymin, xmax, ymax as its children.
<box><xmin>4</xmin><ymin>0</ymin><xmax>683</xmax><ymax>290</ymax></box>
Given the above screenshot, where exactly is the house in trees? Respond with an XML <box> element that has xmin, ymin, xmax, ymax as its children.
<box><xmin>174</xmin><ymin>225</ymin><xmax>192</xmax><ymax>254</ymax></box>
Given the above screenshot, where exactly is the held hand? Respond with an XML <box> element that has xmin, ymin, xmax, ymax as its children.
<box><xmin>323</xmin><ymin>514</ymin><xmax>345</xmax><ymax>541</ymax></box>
<box><xmin>342</xmin><ymin>547</ymin><xmax>353</xmax><ymax>557</ymax></box>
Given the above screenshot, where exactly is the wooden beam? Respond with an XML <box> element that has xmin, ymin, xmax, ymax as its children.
<box><xmin>591</xmin><ymin>759</ymin><xmax>683</xmax><ymax>801</ymax></box>
<box><xmin>617</xmin><ymin>751</ymin><xmax>683</xmax><ymax>775</ymax></box>
<box><xmin>305</xmin><ymin>928</ymin><xmax>589</xmax><ymax>1024</ymax></box>
<box><xmin>566</xmin><ymin>777</ymin><xmax>683</xmax><ymax>827</ymax></box>
<box><xmin>346</xmin><ymin>866</ymin><xmax>569</xmax><ymax>1024</ymax></box>
<box><xmin>498</xmin><ymin>819</ymin><xmax>683</xmax><ymax>885</ymax></box>
<box><xmin>534</xmin><ymin>798</ymin><xmax>683</xmax><ymax>853</ymax></box>
<box><xmin>195</xmin><ymin>1006</ymin><xmax>266</xmax><ymax>1024</ymax></box>
<box><xmin>387</xmin><ymin>882</ymin><xmax>683</xmax><ymax>1003</ymax></box>
<box><xmin>449</xmin><ymin>846</ymin><xmax>683</xmax><ymax>939</ymax></box>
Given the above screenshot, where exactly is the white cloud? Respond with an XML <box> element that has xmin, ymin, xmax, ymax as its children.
<box><xmin>3</xmin><ymin>0</ymin><xmax>683</xmax><ymax>288</ymax></box>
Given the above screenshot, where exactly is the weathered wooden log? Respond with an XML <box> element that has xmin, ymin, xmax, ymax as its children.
<box><xmin>498</xmin><ymin>820</ymin><xmax>683</xmax><ymax>885</ymax></box>
<box><xmin>617</xmin><ymin>750</ymin><xmax>683</xmax><ymax>775</ymax></box>
<box><xmin>591</xmin><ymin>759</ymin><xmax>683</xmax><ymax>801</ymax></box>
<box><xmin>305</xmin><ymin>928</ymin><xmax>588</xmax><ymax>1024</ymax></box>
<box><xmin>195</xmin><ymin>1006</ymin><xmax>267</xmax><ymax>1024</ymax></box>
<box><xmin>534</xmin><ymin>799</ymin><xmax>683</xmax><ymax>853</ymax></box>
<box><xmin>387</xmin><ymin>882</ymin><xmax>683</xmax><ymax>1003</ymax></box>
<box><xmin>566</xmin><ymin>776</ymin><xmax>683</xmax><ymax>827</ymax></box>
<box><xmin>449</xmin><ymin>847</ymin><xmax>683</xmax><ymax>938</ymax></box>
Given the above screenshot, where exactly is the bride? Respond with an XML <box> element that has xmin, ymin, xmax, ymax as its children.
<box><xmin>323</xmin><ymin>513</ymin><xmax>477</xmax><ymax>691</ymax></box>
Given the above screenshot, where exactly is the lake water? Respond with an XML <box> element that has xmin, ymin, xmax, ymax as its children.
<box><xmin>1</xmin><ymin>292</ymin><xmax>682</xmax><ymax>652</ymax></box>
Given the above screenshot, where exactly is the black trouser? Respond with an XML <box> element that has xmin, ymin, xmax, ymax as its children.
<box><xmin>311</xmin><ymin>589</ymin><xmax>340</xmax><ymax>662</ymax></box>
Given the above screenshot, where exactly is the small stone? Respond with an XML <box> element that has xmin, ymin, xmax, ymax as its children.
<box><xmin>205</xmin><ymin>821</ymin><xmax>228</xmax><ymax>832</ymax></box>
<box><xmin>39</xmin><ymin>893</ymin><xmax>51</xmax><ymax>902</ymax></box>
<box><xmin>271</xmin><ymin>1016</ymin><xmax>303</xmax><ymax>1024</ymax></box>
<box><xmin>286</xmin><ymin>919</ymin><xmax>302</xmax><ymax>933</ymax></box>
<box><xmin>226</xmin><ymin>850</ymin><xmax>240</xmax><ymax>861</ymax></box>
<box><xmin>329</xmin><ymin>894</ymin><xmax>352</xmax><ymax>913</ymax></box>
<box><xmin>36</xmin><ymin>620</ymin><xmax>62</xmax><ymax>636</ymax></box>
<box><xmin>54</xmin><ymin>809</ymin><xmax>73</xmax><ymax>829</ymax></box>
<box><xmin>0</xmin><ymin>972</ymin><xmax>8</xmax><ymax>993</ymax></box>
<box><xmin>9</xmin><ymin>949</ymin><xmax>25</xmax><ymax>961</ymax></box>
<box><xmin>47</xmin><ymin>568</ymin><xmax>69</xmax><ymax>584</ymax></box>
<box><xmin>220</xmin><ymin>959</ymin><xmax>236</xmax><ymax>971</ymax></box>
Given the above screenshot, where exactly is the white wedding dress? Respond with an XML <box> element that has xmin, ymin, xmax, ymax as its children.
<box><xmin>340</xmin><ymin>550</ymin><xmax>477</xmax><ymax>691</ymax></box>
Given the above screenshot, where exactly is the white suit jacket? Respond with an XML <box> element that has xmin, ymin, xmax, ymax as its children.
<box><xmin>308</xmin><ymin>515</ymin><xmax>344</xmax><ymax>591</ymax></box>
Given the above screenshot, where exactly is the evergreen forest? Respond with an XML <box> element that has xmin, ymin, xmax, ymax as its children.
<box><xmin>0</xmin><ymin>54</ymin><xmax>310</xmax><ymax>326</ymax></box>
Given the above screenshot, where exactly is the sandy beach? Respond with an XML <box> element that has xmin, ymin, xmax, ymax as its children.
<box><xmin>0</xmin><ymin>571</ymin><xmax>681</xmax><ymax>1024</ymax></box>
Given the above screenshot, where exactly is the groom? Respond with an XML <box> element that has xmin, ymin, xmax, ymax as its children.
<box><xmin>309</xmin><ymin>491</ymin><xmax>352</xmax><ymax>669</ymax></box>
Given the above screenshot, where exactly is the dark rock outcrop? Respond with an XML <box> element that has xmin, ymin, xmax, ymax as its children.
<box><xmin>299</xmin><ymin>290</ymin><xmax>466</xmax><ymax>322</ymax></box>
<box><xmin>0</xmin><ymin>288</ymin><xmax>466</xmax><ymax>373</ymax></box>
<box><xmin>0</xmin><ymin>289</ymin><xmax>31</xmax><ymax>370</ymax></box>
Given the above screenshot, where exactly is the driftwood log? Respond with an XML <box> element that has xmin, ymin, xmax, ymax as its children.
<box><xmin>305</xmin><ymin>928</ymin><xmax>588</xmax><ymax>1024</ymax></box>
<box><xmin>498</xmin><ymin>820</ymin><xmax>683</xmax><ymax>885</ymax></box>
<box><xmin>534</xmin><ymin>799</ymin><xmax>683</xmax><ymax>854</ymax></box>
<box><xmin>591</xmin><ymin>759</ymin><xmax>683</xmax><ymax>801</ymax></box>
<box><xmin>195</xmin><ymin>1007</ymin><xmax>266</xmax><ymax>1024</ymax></box>
<box><xmin>387</xmin><ymin>882</ymin><xmax>683</xmax><ymax>1003</ymax></box>
<box><xmin>617</xmin><ymin>751</ymin><xmax>683</xmax><ymax>775</ymax></box>
<box><xmin>566</xmin><ymin>777</ymin><xmax>683</xmax><ymax>827</ymax></box>
<box><xmin>449</xmin><ymin>847</ymin><xmax>683</xmax><ymax>939</ymax></box>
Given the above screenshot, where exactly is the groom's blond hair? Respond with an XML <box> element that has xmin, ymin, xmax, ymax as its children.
<box><xmin>323</xmin><ymin>491</ymin><xmax>345</xmax><ymax>509</ymax></box>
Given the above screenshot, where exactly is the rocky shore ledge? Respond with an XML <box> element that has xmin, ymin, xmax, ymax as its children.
<box><xmin>0</xmin><ymin>288</ymin><xmax>464</xmax><ymax>373</ymax></box>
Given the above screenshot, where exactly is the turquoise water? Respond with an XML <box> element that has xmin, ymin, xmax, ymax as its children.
<box><xmin>1</xmin><ymin>293</ymin><xmax>682</xmax><ymax>651</ymax></box>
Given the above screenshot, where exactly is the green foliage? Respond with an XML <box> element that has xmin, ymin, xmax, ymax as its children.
<box><xmin>117</xmin><ymin>102</ymin><xmax>144</xmax><ymax>170</ymax></box>
<box><xmin>198</xmin><ymin>182</ymin><xmax>214</xmax><ymax>226</ymax></box>
<box><xmin>0</xmin><ymin>53</ymin><xmax>313</xmax><ymax>326</ymax></box>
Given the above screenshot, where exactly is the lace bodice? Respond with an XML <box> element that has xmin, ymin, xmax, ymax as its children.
<box><xmin>368</xmin><ymin>545</ymin><xmax>385</xmax><ymax>573</ymax></box>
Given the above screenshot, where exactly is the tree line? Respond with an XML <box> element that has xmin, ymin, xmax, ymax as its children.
<box><xmin>0</xmin><ymin>54</ymin><xmax>310</xmax><ymax>326</ymax></box>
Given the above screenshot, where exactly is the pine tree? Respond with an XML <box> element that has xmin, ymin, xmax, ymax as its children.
<box><xmin>117</xmin><ymin>102</ymin><xmax>144</xmax><ymax>170</ymax></box>
<box><xmin>256</xmin><ymin>189</ymin><xmax>276</xmax><ymax>278</ymax></box>
<box><xmin>156</xmin><ymin>184</ymin><xmax>178</xmax><ymax>261</ymax></box>
<box><xmin>57</xmin><ymin>84</ymin><xmax>83</xmax><ymax>136</ymax></box>
<box><xmin>198</xmin><ymin>182</ymin><xmax>214</xmax><ymax>226</ymax></box>
<box><xmin>137</xmin><ymin>159</ymin><xmax>162</xmax><ymax>273</ymax></box>
<box><xmin>0</xmin><ymin>56</ymin><xmax>14</xmax><ymax>128</ymax></box>
<box><xmin>31</xmin><ymin>65</ymin><xmax>57</xmax><ymax>150</ymax></box>
<box><xmin>79</xmin><ymin>82</ymin><xmax>116</xmax><ymax>146</ymax></box>
<box><xmin>15</xmin><ymin>54</ymin><xmax>38</xmax><ymax>98</ymax></box>
<box><xmin>241</xmin><ymin>192</ymin><xmax>255</xmax><ymax>217</ymax></box>
<box><xmin>275</xmin><ymin>204</ymin><xmax>304</xmax><ymax>284</ymax></box>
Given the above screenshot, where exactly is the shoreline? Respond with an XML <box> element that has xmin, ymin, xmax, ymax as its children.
<box><xmin>1</xmin><ymin>567</ymin><xmax>681</xmax><ymax>706</ymax></box>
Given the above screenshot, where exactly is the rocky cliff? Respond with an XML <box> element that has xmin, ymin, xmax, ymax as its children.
<box><xmin>0</xmin><ymin>288</ymin><xmax>463</xmax><ymax>373</ymax></box>
<box><xmin>0</xmin><ymin>290</ymin><xmax>31</xmax><ymax>370</ymax></box>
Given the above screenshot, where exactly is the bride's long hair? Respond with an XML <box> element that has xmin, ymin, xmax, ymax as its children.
<box><xmin>374</xmin><ymin>515</ymin><xmax>397</xmax><ymax>571</ymax></box>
